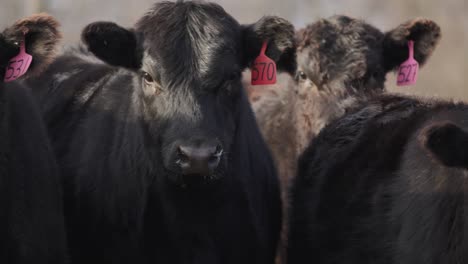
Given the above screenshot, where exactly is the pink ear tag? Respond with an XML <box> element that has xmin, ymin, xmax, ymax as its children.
<box><xmin>4</xmin><ymin>38</ymin><xmax>33</xmax><ymax>83</ymax></box>
<box><xmin>251</xmin><ymin>41</ymin><xmax>277</xmax><ymax>85</ymax></box>
<box><xmin>396</xmin><ymin>40</ymin><xmax>419</xmax><ymax>86</ymax></box>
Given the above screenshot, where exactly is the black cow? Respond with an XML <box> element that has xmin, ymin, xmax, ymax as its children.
<box><xmin>289</xmin><ymin>95</ymin><xmax>468</xmax><ymax>264</ymax></box>
<box><xmin>28</xmin><ymin>1</ymin><xmax>296</xmax><ymax>264</ymax></box>
<box><xmin>287</xmin><ymin>17</ymin><xmax>468</xmax><ymax>264</ymax></box>
<box><xmin>0</xmin><ymin>15</ymin><xmax>68</xmax><ymax>264</ymax></box>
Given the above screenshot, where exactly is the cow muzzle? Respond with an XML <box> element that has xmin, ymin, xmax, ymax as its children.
<box><xmin>174</xmin><ymin>141</ymin><xmax>223</xmax><ymax>176</ymax></box>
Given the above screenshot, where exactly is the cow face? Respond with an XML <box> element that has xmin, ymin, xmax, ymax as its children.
<box><xmin>295</xmin><ymin>15</ymin><xmax>441</xmax><ymax>97</ymax></box>
<box><xmin>0</xmin><ymin>14</ymin><xmax>62</xmax><ymax>79</ymax></box>
<box><xmin>82</xmin><ymin>1</ymin><xmax>296</xmax><ymax>183</ymax></box>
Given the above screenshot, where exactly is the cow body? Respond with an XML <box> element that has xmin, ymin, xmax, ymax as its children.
<box><xmin>288</xmin><ymin>94</ymin><xmax>468</xmax><ymax>263</ymax></box>
<box><xmin>32</xmin><ymin>52</ymin><xmax>279</xmax><ymax>263</ymax></box>
<box><xmin>28</xmin><ymin>2</ymin><xmax>297</xmax><ymax>263</ymax></box>
<box><xmin>0</xmin><ymin>15</ymin><xmax>68</xmax><ymax>264</ymax></box>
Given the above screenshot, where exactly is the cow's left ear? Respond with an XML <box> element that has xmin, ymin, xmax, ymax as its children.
<box><xmin>1</xmin><ymin>13</ymin><xmax>62</xmax><ymax>76</ymax></box>
<box><xmin>242</xmin><ymin>16</ymin><xmax>297</xmax><ymax>75</ymax></box>
<box><xmin>82</xmin><ymin>22</ymin><xmax>143</xmax><ymax>69</ymax></box>
<box><xmin>383</xmin><ymin>18</ymin><xmax>441</xmax><ymax>72</ymax></box>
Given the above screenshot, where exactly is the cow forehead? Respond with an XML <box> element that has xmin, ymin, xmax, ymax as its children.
<box><xmin>136</xmin><ymin>2</ymin><xmax>241</xmax><ymax>83</ymax></box>
<box><xmin>299</xmin><ymin>18</ymin><xmax>385</xmax><ymax>71</ymax></box>
<box><xmin>300</xmin><ymin>16</ymin><xmax>383</xmax><ymax>51</ymax></box>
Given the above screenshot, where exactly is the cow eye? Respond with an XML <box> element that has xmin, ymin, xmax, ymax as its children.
<box><xmin>141</xmin><ymin>71</ymin><xmax>164</xmax><ymax>95</ymax></box>
<box><xmin>296</xmin><ymin>71</ymin><xmax>307</xmax><ymax>81</ymax></box>
<box><xmin>228</xmin><ymin>71</ymin><xmax>241</xmax><ymax>81</ymax></box>
<box><xmin>142</xmin><ymin>72</ymin><xmax>154</xmax><ymax>84</ymax></box>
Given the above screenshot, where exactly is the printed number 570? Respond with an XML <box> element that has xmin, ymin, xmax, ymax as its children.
<box><xmin>252</xmin><ymin>62</ymin><xmax>275</xmax><ymax>81</ymax></box>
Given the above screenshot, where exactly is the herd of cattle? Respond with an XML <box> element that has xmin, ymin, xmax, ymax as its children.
<box><xmin>0</xmin><ymin>1</ymin><xmax>466</xmax><ymax>264</ymax></box>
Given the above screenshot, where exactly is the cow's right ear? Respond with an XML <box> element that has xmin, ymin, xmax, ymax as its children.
<box><xmin>82</xmin><ymin>22</ymin><xmax>143</xmax><ymax>69</ymax></box>
<box><xmin>242</xmin><ymin>16</ymin><xmax>297</xmax><ymax>75</ymax></box>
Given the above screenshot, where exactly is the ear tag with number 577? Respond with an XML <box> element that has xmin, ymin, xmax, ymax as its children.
<box><xmin>4</xmin><ymin>38</ymin><xmax>33</xmax><ymax>83</ymax></box>
<box><xmin>397</xmin><ymin>40</ymin><xmax>419</xmax><ymax>86</ymax></box>
<box><xmin>251</xmin><ymin>41</ymin><xmax>277</xmax><ymax>85</ymax></box>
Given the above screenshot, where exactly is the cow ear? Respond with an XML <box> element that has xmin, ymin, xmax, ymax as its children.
<box><xmin>383</xmin><ymin>18</ymin><xmax>441</xmax><ymax>71</ymax></box>
<box><xmin>0</xmin><ymin>35</ymin><xmax>19</xmax><ymax>70</ymax></box>
<box><xmin>242</xmin><ymin>16</ymin><xmax>297</xmax><ymax>75</ymax></box>
<box><xmin>82</xmin><ymin>22</ymin><xmax>143</xmax><ymax>69</ymax></box>
<box><xmin>422</xmin><ymin>122</ymin><xmax>468</xmax><ymax>169</ymax></box>
<box><xmin>1</xmin><ymin>13</ymin><xmax>61</xmax><ymax>76</ymax></box>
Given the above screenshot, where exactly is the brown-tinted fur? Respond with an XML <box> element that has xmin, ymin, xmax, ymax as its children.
<box><xmin>245</xmin><ymin>15</ymin><xmax>440</xmax><ymax>263</ymax></box>
<box><xmin>1</xmin><ymin>13</ymin><xmax>62</xmax><ymax>77</ymax></box>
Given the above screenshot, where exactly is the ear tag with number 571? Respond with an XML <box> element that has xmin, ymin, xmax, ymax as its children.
<box><xmin>397</xmin><ymin>40</ymin><xmax>419</xmax><ymax>86</ymax></box>
<box><xmin>251</xmin><ymin>41</ymin><xmax>277</xmax><ymax>85</ymax></box>
<box><xmin>4</xmin><ymin>38</ymin><xmax>33</xmax><ymax>83</ymax></box>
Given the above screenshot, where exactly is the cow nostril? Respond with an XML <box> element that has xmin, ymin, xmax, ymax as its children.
<box><xmin>208</xmin><ymin>145</ymin><xmax>223</xmax><ymax>166</ymax></box>
<box><xmin>209</xmin><ymin>154</ymin><xmax>220</xmax><ymax>165</ymax></box>
<box><xmin>176</xmin><ymin>146</ymin><xmax>190</xmax><ymax>163</ymax></box>
<box><xmin>213</xmin><ymin>145</ymin><xmax>224</xmax><ymax>157</ymax></box>
<box><xmin>174</xmin><ymin>144</ymin><xmax>223</xmax><ymax>175</ymax></box>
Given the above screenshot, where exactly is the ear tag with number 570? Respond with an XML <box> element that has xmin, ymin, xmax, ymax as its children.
<box><xmin>4</xmin><ymin>38</ymin><xmax>33</xmax><ymax>83</ymax></box>
<box><xmin>397</xmin><ymin>40</ymin><xmax>419</xmax><ymax>86</ymax></box>
<box><xmin>251</xmin><ymin>41</ymin><xmax>277</xmax><ymax>85</ymax></box>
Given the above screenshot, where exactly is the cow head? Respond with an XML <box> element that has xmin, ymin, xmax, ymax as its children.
<box><xmin>296</xmin><ymin>15</ymin><xmax>441</xmax><ymax>96</ymax></box>
<box><xmin>82</xmin><ymin>1</ymin><xmax>296</xmax><ymax>184</ymax></box>
<box><xmin>0</xmin><ymin>14</ymin><xmax>62</xmax><ymax>79</ymax></box>
<box><xmin>287</xmin><ymin>16</ymin><xmax>441</xmax><ymax>148</ymax></box>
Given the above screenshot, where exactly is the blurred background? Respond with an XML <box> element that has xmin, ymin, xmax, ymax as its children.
<box><xmin>1</xmin><ymin>0</ymin><xmax>466</xmax><ymax>100</ymax></box>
